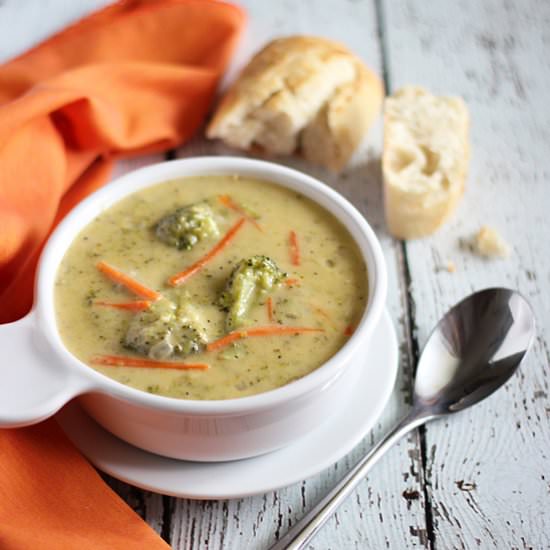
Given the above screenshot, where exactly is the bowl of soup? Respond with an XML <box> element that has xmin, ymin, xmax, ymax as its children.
<box><xmin>0</xmin><ymin>157</ymin><xmax>387</xmax><ymax>461</ymax></box>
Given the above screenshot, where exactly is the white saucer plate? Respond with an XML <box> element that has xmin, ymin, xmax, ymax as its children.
<box><xmin>56</xmin><ymin>309</ymin><xmax>398</xmax><ymax>500</ymax></box>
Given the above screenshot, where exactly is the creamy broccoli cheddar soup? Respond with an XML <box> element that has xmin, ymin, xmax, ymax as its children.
<box><xmin>55</xmin><ymin>176</ymin><xmax>368</xmax><ymax>400</ymax></box>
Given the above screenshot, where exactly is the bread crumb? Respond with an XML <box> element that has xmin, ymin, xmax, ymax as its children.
<box><xmin>472</xmin><ymin>226</ymin><xmax>510</xmax><ymax>258</ymax></box>
<box><xmin>445</xmin><ymin>260</ymin><xmax>457</xmax><ymax>272</ymax></box>
<box><xmin>436</xmin><ymin>259</ymin><xmax>456</xmax><ymax>273</ymax></box>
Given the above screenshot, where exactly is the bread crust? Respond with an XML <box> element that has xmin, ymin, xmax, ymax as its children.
<box><xmin>301</xmin><ymin>61</ymin><xmax>383</xmax><ymax>170</ymax></box>
<box><xmin>207</xmin><ymin>36</ymin><xmax>383</xmax><ymax>171</ymax></box>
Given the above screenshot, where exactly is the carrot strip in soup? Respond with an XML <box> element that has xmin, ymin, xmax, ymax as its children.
<box><xmin>207</xmin><ymin>325</ymin><xmax>324</xmax><ymax>352</ymax></box>
<box><xmin>344</xmin><ymin>324</ymin><xmax>355</xmax><ymax>336</ymax></box>
<box><xmin>168</xmin><ymin>217</ymin><xmax>246</xmax><ymax>286</ymax></box>
<box><xmin>90</xmin><ymin>355</ymin><xmax>209</xmax><ymax>370</ymax></box>
<box><xmin>283</xmin><ymin>278</ymin><xmax>301</xmax><ymax>287</ymax></box>
<box><xmin>94</xmin><ymin>300</ymin><xmax>152</xmax><ymax>311</ymax></box>
<box><xmin>218</xmin><ymin>195</ymin><xmax>263</xmax><ymax>231</ymax></box>
<box><xmin>289</xmin><ymin>230</ymin><xmax>300</xmax><ymax>266</ymax></box>
<box><xmin>266</xmin><ymin>297</ymin><xmax>274</xmax><ymax>322</ymax></box>
<box><xmin>96</xmin><ymin>261</ymin><xmax>161</xmax><ymax>301</ymax></box>
<box><xmin>311</xmin><ymin>304</ymin><xmax>338</xmax><ymax>329</ymax></box>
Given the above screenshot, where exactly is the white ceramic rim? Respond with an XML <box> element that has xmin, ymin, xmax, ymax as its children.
<box><xmin>36</xmin><ymin>157</ymin><xmax>387</xmax><ymax>415</ymax></box>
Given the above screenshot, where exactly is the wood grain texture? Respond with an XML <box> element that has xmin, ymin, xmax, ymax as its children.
<box><xmin>382</xmin><ymin>0</ymin><xmax>550</xmax><ymax>548</ymax></box>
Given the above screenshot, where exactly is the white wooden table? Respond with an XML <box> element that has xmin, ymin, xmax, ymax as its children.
<box><xmin>2</xmin><ymin>1</ymin><xmax>549</xmax><ymax>548</ymax></box>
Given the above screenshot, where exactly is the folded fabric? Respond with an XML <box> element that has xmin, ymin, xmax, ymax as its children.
<box><xmin>0</xmin><ymin>1</ymin><xmax>245</xmax><ymax>548</ymax></box>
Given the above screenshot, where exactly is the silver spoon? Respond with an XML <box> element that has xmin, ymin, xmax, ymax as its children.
<box><xmin>270</xmin><ymin>288</ymin><xmax>535</xmax><ymax>550</ymax></box>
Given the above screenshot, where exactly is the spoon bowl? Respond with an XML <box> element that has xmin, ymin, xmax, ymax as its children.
<box><xmin>414</xmin><ymin>288</ymin><xmax>536</xmax><ymax>416</ymax></box>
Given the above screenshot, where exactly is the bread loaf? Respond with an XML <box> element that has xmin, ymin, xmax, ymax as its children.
<box><xmin>206</xmin><ymin>36</ymin><xmax>383</xmax><ymax>171</ymax></box>
<box><xmin>382</xmin><ymin>86</ymin><xmax>469</xmax><ymax>239</ymax></box>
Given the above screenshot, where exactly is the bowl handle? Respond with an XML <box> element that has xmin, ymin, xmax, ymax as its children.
<box><xmin>0</xmin><ymin>312</ymin><xmax>93</xmax><ymax>428</ymax></box>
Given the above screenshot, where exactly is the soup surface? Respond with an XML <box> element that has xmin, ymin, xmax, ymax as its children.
<box><xmin>55</xmin><ymin>175</ymin><xmax>368</xmax><ymax>400</ymax></box>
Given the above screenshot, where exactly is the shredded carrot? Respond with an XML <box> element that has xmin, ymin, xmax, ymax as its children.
<box><xmin>283</xmin><ymin>278</ymin><xmax>301</xmax><ymax>286</ymax></box>
<box><xmin>207</xmin><ymin>325</ymin><xmax>324</xmax><ymax>352</ymax></box>
<box><xmin>344</xmin><ymin>324</ymin><xmax>355</xmax><ymax>336</ymax></box>
<box><xmin>90</xmin><ymin>354</ymin><xmax>209</xmax><ymax>370</ymax></box>
<box><xmin>311</xmin><ymin>305</ymin><xmax>337</xmax><ymax>329</ymax></box>
<box><xmin>218</xmin><ymin>195</ymin><xmax>263</xmax><ymax>231</ymax></box>
<box><xmin>168</xmin><ymin>217</ymin><xmax>246</xmax><ymax>286</ymax></box>
<box><xmin>289</xmin><ymin>230</ymin><xmax>300</xmax><ymax>266</ymax></box>
<box><xmin>96</xmin><ymin>261</ymin><xmax>162</xmax><ymax>301</ymax></box>
<box><xmin>266</xmin><ymin>297</ymin><xmax>274</xmax><ymax>322</ymax></box>
<box><xmin>94</xmin><ymin>300</ymin><xmax>152</xmax><ymax>311</ymax></box>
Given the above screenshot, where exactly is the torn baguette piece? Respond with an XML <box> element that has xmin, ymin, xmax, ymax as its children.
<box><xmin>383</xmin><ymin>86</ymin><xmax>470</xmax><ymax>239</ymax></box>
<box><xmin>206</xmin><ymin>36</ymin><xmax>383</xmax><ymax>171</ymax></box>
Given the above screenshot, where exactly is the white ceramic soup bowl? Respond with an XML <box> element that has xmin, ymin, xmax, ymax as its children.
<box><xmin>0</xmin><ymin>157</ymin><xmax>387</xmax><ymax>461</ymax></box>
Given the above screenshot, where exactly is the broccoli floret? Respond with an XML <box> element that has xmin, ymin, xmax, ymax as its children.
<box><xmin>218</xmin><ymin>255</ymin><xmax>286</xmax><ymax>329</ymax></box>
<box><xmin>155</xmin><ymin>202</ymin><xmax>219</xmax><ymax>250</ymax></box>
<box><xmin>124</xmin><ymin>298</ymin><xmax>207</xmax><ymax>359</ymax></box>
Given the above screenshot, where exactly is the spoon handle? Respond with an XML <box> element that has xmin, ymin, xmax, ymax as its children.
<box><xmin>269</xmin><ymin>411</ymin><xmax>429</xmax><ymax>550</ymax></box>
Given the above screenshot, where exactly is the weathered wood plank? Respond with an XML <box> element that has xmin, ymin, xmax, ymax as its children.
<box><xmin>383</xmin><ymin>0</ymin><xmax>550</xmax><ymax>548</ymax></box>
<box><xmin>170</xmin><ymin>0</ymin><xmax>429</xmax><ymax>548</ymax></box>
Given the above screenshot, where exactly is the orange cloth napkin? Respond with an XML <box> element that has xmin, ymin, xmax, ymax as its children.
<box><xmin>0</xmin><ymin>1</ymin><xmax>244</xmax><ymax>548</ymax></box>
